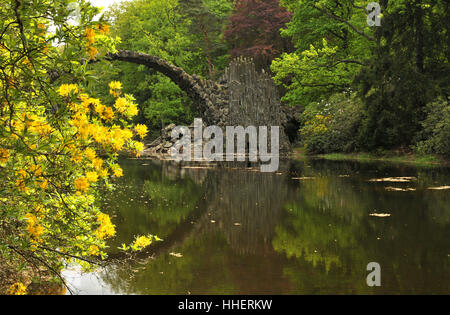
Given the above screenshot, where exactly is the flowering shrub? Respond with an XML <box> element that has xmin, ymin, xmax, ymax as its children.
<box><xmin>0</xmin><ymin>0</ymin><xmax>153</xmax><ymax>294</ymax></box>
<box><xmin>299</xmin><ymin>92</ymin><xmax>363</xmax><ymax>154</ymax></box>
<box><xmin>415</xmin><ymin>98</ymin><xmax>450</xmax><ymax>156</ymax></box>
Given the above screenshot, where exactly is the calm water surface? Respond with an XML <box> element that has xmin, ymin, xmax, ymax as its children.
<box><xmin>63</xmin><ymin>158</ymin><xmax>450</xmax><ymax>294</ymax></box>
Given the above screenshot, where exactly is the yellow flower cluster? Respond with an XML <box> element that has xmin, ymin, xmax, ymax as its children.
<box><xmin>84</xmin><ymin>147</ymin><xmax>97</xmax><ymax>161</ymax></box>
<box><xmin>109</xmin><ymin>125</ymin><xmax>134</xmax><ymax>152</ymax></box>
<box><xmin>74</xmin><ymin>177</ymin><xmax>89</xmax><ymax>192</ymax></box>
<box><xmin>114</xmin><ymin>96</ymin><xmax>139</xmax><ymax>117</ymax></box>
<box><xmin>25</xmin><ymin>213</ymin><xmax>44</xmax><ymax>240</ymax></box>
<box><xmin>85</xmin><ymin>171</ymin><xmax>98</xmax><ymax>183</ymax></box>
<box><xmin>96</xmin><ymin>23</ymin><xmax>110</xmax><ymax>34</ymax></box>
<box><xmin>84</xmin><ymin>28</ymin><xmax>98</xmax><ymax>60</ymax></box>
<box><xmin>94</xmin><ymin>213</ymin><xmax>116</xmax><ymax>239</ymax></box>
<box><xmin>7</xmin><ymin>282</ymin><xmax>27</xmax><ymax>295</ymax></box>
<box><xmin>134</xmin><ymin>124</ymin><xmax>148</xmax><ymax>139</ymax></box>
<box><xmin>134</xmin><ymin>141</ymin><xmax>145</xmax><ymax>158</ymax></box>
<box><xmin>16</xmin><ymin>169</ymin><xmax>27</xmax><ymax>192</ymax></box>
<box><xmin>111</xmin><ymin>164</ymin><xmax>123</xmax><ymax>177</ymax></box>
<box><xmin>0</xmin><ymin>148</ymin><xmax>9</xmax><ymax>163</ymax></box>
<box><xmin>88</xmin><ymin>245</ymin><xmax>100</xmax><ymax>256</ymax></box>
<box><xmin>302</xmin><ymin>114</ymin><xmax>330</xmax><ymax>135</ymax></box>
<box><xmin>12</xmin><ymin>112</ymin><xmax>55</xmax><ymax>138</ymax></box>
<box><xmin>109</xmin><ymin>81</ymin><xmax>122</xmax><ymax>97</ymax></box>
<box><xmin>134</xmin><ymin>235</ymin><xmax>152</xmax><ymax>249</ymax></box>
<box><xmin>65</xmin><ymin>83</ymin><xmax>143</xmax><ymax>158</ymax></box>
<box><xmin>58</xmin><ymin>84</ymin><xmax>79</xmax><ymax>97</ymax></box>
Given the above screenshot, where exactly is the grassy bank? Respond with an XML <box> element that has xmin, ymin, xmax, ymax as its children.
<box><xmin>291</xmin><ymin>148</ymin><xmax>449</xmax><ymax>167</ymax></box>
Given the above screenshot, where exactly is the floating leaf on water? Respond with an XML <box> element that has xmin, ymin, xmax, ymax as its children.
<box><xmin>385</xmin><ymin>187</ymin><xmax>416</xmax><ymax>191</ymax></box>
<box><xmin>368</xmin><ymin>177</ymin><xmax>416</xmax><ymax>182</ymax></box>
<box><xmin>369</xmin><ymin>213</ymin><xmax>391</xmax><ymax>217</ymax></box>
<box><xmin>427</xmin><ymin>186</ymin><xmax>450</xmax><ymax>190</ymax></box>
<box><xmin>169</xmin><ymin>252</ymin><xmax>183</xmax><ymax>258</ymax></box>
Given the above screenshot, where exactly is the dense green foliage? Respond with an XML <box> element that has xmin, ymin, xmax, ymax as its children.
<box><xmin>299</xmin><ymin>92</ymin><xmax>363</xmax><ymax>154</ymax></box>
<box><xmin>271</xmin><ymin>0</ymin><xmax>449</xmax><ymax>155</ymax></box>
<box><xmin>415</xmin><ymin>98</ymin><xmax>450</xmax><ymax>156</ymax></box>
<box><xmin>272</xmin><ymin>0</ymin><xmax>374</xmax><ymax>107</ymax></box>
<box><xmin>356</xmin><ymin>0</ymin><xmax>450</xmax><ymax>150</ymax></box>
<box><xmin>95</xmin><ymin>0</ymin><xmax>449</xmax><ymax>156</ymax></box>
<box><xmin>0</xmin><ymin>0</ymin><xmax>155</xmax><ymax>294</ymax></box>
<box><xmin>88</xmin><ymin>0</ymin><xmax>234</xmax><ymax>135</ymax></box>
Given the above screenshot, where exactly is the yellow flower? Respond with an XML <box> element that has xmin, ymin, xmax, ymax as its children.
<box><xmin>109</xmin><ymin>81</ymin><xmax>122</xmax><ymax>91</ymax></box>
<box><xmin>84</xmin><ymin>147</ymin><xmax>97</xmax><ymax>161</ymax></box>
<box><xmin>114</xmin><ymin>97</ymin><xmax>127</xmax><ymax>114</ymax></box>
<box><xmin>111</xmin><ymin>164</ymin><xmax>123</xmax><ymax>177</ymax></box>
<box><xmin>88</xmin><ymin>245</ymin><xmax>100</xmax><ymax>256</ymax></box>
<box><xmin>71</xmin><ymin>148</ymin><xmax>83</xmax><ymax>164</ymax></box>
<box><xmin>126</xmin><ymin>104</ymin><xmax>139</xmax><ymax>117</ymax></box>
<box><xmin>0</xmin><ymin>148</ymin><xmax>9</xmax><ymax>163</ymax></box>
<box><xmin>134</xmin><ymin>142</ymin><xmax>145</xmax><ymax>158</ymax></box>
<box><xmin>84</xmin><ymin>28</ymin><xmax>96</xmax><ymax>44</ymax></box>
<box><xmin>92</xmin><ymin>158</ymin><xmax>103</xmax><ymax>170</ymax></box>
<box><xmin>87</xmin><ymin>46</ymin><xmax>98</xmax><ymax>60</ymax></box>
<box><xmin>94</xmin><ymin>103</ymin><xmax>105</xmax><ymax>116</ymax></box>
<box><xmin>58</xmin><ymin>84</ymin><xmax>79</xmax><ymax>97</ymax></box>
<box><xmin>86</xmin><ymin>171</ymin><xmax>98</xmax><ymax>183</ymax></box>
<box><xmin>25</xmin><ymin>213</ymin><xmax>44</xmax><ymax>239</ymax></box>
<box><xmin>134</xmin><ymin>124</ymin><xmax>148</xmax><ymax>139</ymax></box>
<box><xmin>7</xmin><ymin>282</ymin><xmax>27</xmax><ymax>295</ymax></box>
<box><xmin>16</xmin><ymin>178</ymin><xmax>27</xmax><ymax>192</ymax></box>
<box><xmin>30</xmin><ymin>165</ymin><xmax>42</xmax><ymax>177</ymax></box>
<box><xmin>101</xmin><ymin>106</ymin><xmax>114</xmax><ymax>121</ymax></box>
<box><xmin>134</xmin><ymin>235</ymin><xmax>152</xmax><ymax>249</ymax></box>
<box><xmin>74</xmin><ymin>177</ymin><xmax>89</xmax><ymax>192</ymax></box>
<box><xmin>97</xmin><ymin>23</ymin><xmax>110</xmax><ymax>34</ymax></box>
<box><xmin>94</xmin><ymin>213</ymin><xmax>116</xmax><ymax>239</ymax></box>
<box><xmin>39</xmin><ymin>179</ymin><xmax>48</xmax><ymax>190</ymax></box>
<box><xmin>109</xmin><ymin>81</ymin><xmax>123</xmax><ymax>97</ymax></box>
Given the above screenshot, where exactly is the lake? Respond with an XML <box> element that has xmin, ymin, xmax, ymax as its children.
<box><xmin>63</xmin><ymin>157</ymin><xmax>450</xmax><ymax>294</ymax></box>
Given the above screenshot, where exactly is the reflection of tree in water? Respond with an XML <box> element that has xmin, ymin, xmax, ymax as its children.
<box><xmin>98</xmin><ymin>158</ymin><xmax>449</xmax><ymax>294</ymax></box>
<box><xmin>100</xmin><ymin>160</ymin><xmax>296</xmax><ymax>294</ymax></box>
<box><xmin>273</xmin><ymin>160</ymin><xmax>450</xmax><ymax>294</ymax></box>
<box><xmin>195</xmin><ymin>167</ymin><xmax>291</xmax><ymax>255</ymax></box>
<box><xmin>101</xmin><ymin>159</ymin><xmax>205</xmax><ymax>253</ymax></box>
<box><xmin>100</xmin><ymin>232</ymin><xmax>236</xmax><ymax>295</ymax></box>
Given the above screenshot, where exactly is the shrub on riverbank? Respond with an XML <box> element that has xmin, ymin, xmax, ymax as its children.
<box><xmin>299</xmin><ymin>92</ymin><xmax>363</xmax><ymax>154</ymax></box>
<box><xmin>415</xmin><ymin>98</ymin><xmax>450</xmax><ymax>156</ymax></box>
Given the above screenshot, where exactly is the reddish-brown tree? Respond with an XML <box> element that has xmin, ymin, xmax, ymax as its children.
<box><xmin>224</xmin><ymin>0</ymin><xmax>293</xmax><ymax>69</ymax></box>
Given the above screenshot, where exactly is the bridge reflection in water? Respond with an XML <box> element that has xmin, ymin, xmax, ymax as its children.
<box><xmin>63</xmin><ymin>158</ymin><xmax>450</xmax><ymax>294</ymax></box>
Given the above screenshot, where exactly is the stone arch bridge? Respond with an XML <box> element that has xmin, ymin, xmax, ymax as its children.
<box><xmin>107</xmin><ymin>50</ymin><xmax>295</xmax><ymax>153</ymax></box>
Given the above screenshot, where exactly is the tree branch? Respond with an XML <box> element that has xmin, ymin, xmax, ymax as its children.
<box><xmin>313</xmin><ymin>4</ymin><xmax>376</xmax><ymax>42</ymax></box>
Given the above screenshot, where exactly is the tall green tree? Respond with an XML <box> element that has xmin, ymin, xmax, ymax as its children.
<box><xmin>91</xmin><ymin>0</ymin><xmax>232</xmax><ymax>133</ymax></box>
<box><xmin>92</xmin><ymin>0</ymin><xmax>203</xmax><ymax>132</ymax></box>
<box><xmin>271</xmin><ymin>0</ymin><xmax>376</xmax><ymax>107</ymax></box>
<box><xmin>356</xmin><ymin>0</ymin><xmax>450</xmax><ymax>149</ymax></box>
<box><xmin>179</xmin><ymin>0</ymin><xmax>233</xmax><ymax>79</ymax></box>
